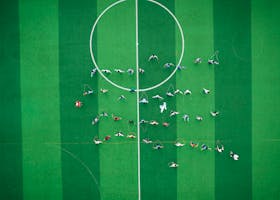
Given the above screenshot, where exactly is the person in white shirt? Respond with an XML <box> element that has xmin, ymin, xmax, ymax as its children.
<box><xmin>170</xmin><ymin>111</ymin><xmax>179</xmax><ymax>117</ymax></box>
<box><xmin>148</xmin><ymin>54</ymin><xmax>158</xmax><ymax>61</ymax></box>
<box><xmin>230</xmin><ymin>151</ymin><xmax>239</xmax><ymax>160</ymax></box>
<box><xmin>101</xmin><ymin>69</ymin><xmax>112</xmax><ymax>74</ymax></box>
<box><xmin>114</xmin><ymin>132</ymin><xmax>124</xmax><ymax>137</ymax></box>
<box><xmin>139</xmin><ymin>98</ymin><xmax>149</xmax><ymax>104</ymax></box>
<box><xmin>114</xmin><ymin>69</ymin><xmax>125</xmax><ymax>74</ymax></box>
<box><xmin>196</xmin><ymin>116</ymin><xmax>203</xmax><ymax>121</ymax></box>
<box><xmin>194</xmin><ymin>57</ymin><xmax>202</xmax><ymax>64</ymax></box>
<box><xmin>216</xmin><ymin>145</ymin><xmax>224</xmax><ymax>153</ymax></box>
<box><xmin>182</xmin><ymin>114</ymin><xmax>190</xmax><ymax>122</ymax></box>
<box><xmin>169</xmin><ymin>162</ymin><xmax>179</xmax><ymax>168</ymax></box>
<box><xmin>210</xmin><ymin>111</ymin><xmax>219</xmax><ymax>117</ymax></box>
<box><xmin>203</xmin><ymin>88</ymin><xmax>210</xmax><ymax>94</ymax></box>
<box><xmin>160</xmin><ymin>102</ymin><xmax>167</xmax><ymax>113</ymax></box>
<box><xmin>152</xmin><ymin>94</ymin><xmax>164</xmax><ymax>100</ymax></box>
<box><xmin>184</xmin><ymin>89</ymin><xmax>192</xmax><ymax>95</ymax></box>
<box><xmin>90</xmin><ymin>68</ymin><xmax>97</xmax><ymax>77</ymax></box>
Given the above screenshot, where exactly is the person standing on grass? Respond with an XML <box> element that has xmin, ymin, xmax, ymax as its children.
<box><xmin>174</xmin><ymin>89</ymin><xmax>183</xmax><ymax>95</ymax></box>
<box><xmin>90</xmin><ymin>68</ymin><xmax>97</xmax><ymax>77</ymax></box>
<box><xmin>160</xmin><ymin>102</ymin><xmax>167</xmax><ymax>113</ymax></box>
<box><xmin>127</xmin><ymin>68</ymin><xmax>134</xmax><ymax>75</ymax></box>
<box><xmin>148</xmin><ymin>54</ymin><xmax>158</xmax><ymax>61</ymax></box>
<box><xmin>184</xmin><ymin>89</ymin><xmax>192</xmax><ymax>95</ymax></box>
<box><xmin>140</xmin><ymin>119</ymin><xmax>149</xmax><ymax>124</ymax></box>
<box><xmin>100</xmin><ymin>88</ymin><xmax>108</xmax><ymax>94</ymax></box>
<box><xmin>201</xmin><ymin>144</ymin><xmax>212</xmax><ymax>151</ymax></box>
<box><xmin>190</xmin><ymin>141</ymin><xmax>199</xmax><ymax>148</ymax></box>
<box><xmin>104</xmin><ymin>135</ymin><xmax>111</xmax><ymax>141</ymax></box>
<box><xmin>230</xmin><ymin>151</ymin><xmax>239</xmax><ymax>160</ymax></box>
<box><xmin>139</xmin><ymin>98</ymin><xmax>149</xmax><ymax>104</ymax></box>
<box><xmin>100</xmin><ymin>112</ymin><xmax>108</xmax><ymax>117</ymax></box>
<box><xmin>93</xmin><ymin>137</ymin><xmax>102</xmax><ymax>145</ymax></box>
<box><xmin>182</xmin><ymin>114</ymin><xmax>190</xmax><ymax>122</ymax></box>
<box><xmin>210</xmin><ymin>111</ymin><xmax>219</xmax><ymax>117</ymax></box>
<box><xmin>169</xmin><ymin>162</ymin><xmax>179</xmax><ymax>168</ymax></box>
<box><xmin>177</xmin><ymin>65</ymin><xmax>186</xmax><ymax>70</ymax></box>
<box><xmin>163</xmin><ymin>63</ymin><xmax>175</xmax><ymax>68</ymax></box>
<box><xmin>101</xmin><ymin>69</ymin><xmax>112</xmax><ymax>74</ymax></box>
<box><xmin>202</xmin><ymin>88</ymin><xmax>210</xmax><ymax>94</ymax></box>
<box><xmin>127</xmin><ymin>133</ymin><xmax>136</xmax><ymax>139</ymax></box>
<box><xmin>117</xmin><ymin>95</ymin><xmax>126</xmax><ymax>101</ymax></box>
<box><xmin>139</xmin><ymin>68</ymin><xmax>145</xmax><ymax>74</ymax></box>
<box><xmin>83</xmin><ymin>90</ymin><xmax>93</xmax><ymax>96</ymax></box>
<box><xmin>114</xmin><ymin>69</ymin><xmax>125</xmax><ymax>74</ymax></box>
<box><xmin>92</xmin><ymin>116</ymin><xmax>99</xmax><ymax>125</ymax></box>
<box><xmin>153</xmin><ymin>143</ymin><xmax>164</xmax><ymax>150</ymax></box>
<box><xmin>152</xmin><ymin>94</ymin><xmax>164</xmax><ymax>100</ymax></box>
<box><xmin>166</xmin><ymin>92</ymin><xmax>174</xmax><ymax>97</ymax></box>
<box><xmin>196</xmin><ymin>116</ymin><xmax>203</xmax><ymax>121</ymax></box>
<box><xmin>143</xmin><ymin>138</ymin><xmax>152</xmax><ymax>144</ymax></box>
<box><xmin>194</xmin><ymin>57</ymin><xmax>202</xmax><ymax>64</ymax></box>
<box><xmin>112</xmin><ymin>114</ymin><xmax>122</xmax><ymax>121</ymax></box>
<box><xmin>75</xmin><ymin>100</ymin><xmax>82</xmax><ymax>108</ymax></box>
<box><xmin>216</xmin><ymin>145</ymin><xmax>224</xmax><ymax>153</ymax></box>
<box><xmin>114</xmin><ymin>131</ymin><xmax>124</xmax><ymax>137</ymax></box>
<box><xmin>208</xmin><ymin>59</ymin><xmax>219</xmax><ymax>65</ymax></box>
<box><xmin>174</xmin><ymin>141</ymin><xmax>185</xmax><ymax>147</ymax></box>
<box><xmin>149</xmin><ymin>120</ymin><xmax>159</xmax><ymax>125</ymax></box>
<box><xmin>170</xmin><ymin>110</ymin><xmax>180</xmax><ymax>117</ymax></box>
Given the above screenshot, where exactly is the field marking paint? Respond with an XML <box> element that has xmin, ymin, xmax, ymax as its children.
<box><xmin>89</xmin><ymin>0</ymin><xmax>185</xmax><ymax>92</ymax></box>
<box><xmin>50</xmin><ymin>145</ymin><xmax>100</xmax><ymax>192</ymax></box>
<box><xmin>89</xmin><ymin>1</ymin><xmax>185</xmax><ymax>199</ymax></box>
<box><xmin>135</xmin><ymin>0</ymin><xmax>141</xmax><ymax>200</ymax></box>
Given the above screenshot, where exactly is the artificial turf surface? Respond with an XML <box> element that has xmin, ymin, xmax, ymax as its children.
<box><xmin>1</xmin><ymin>0</ymin><xmax>280</xmax><ymax>200</ymax></box>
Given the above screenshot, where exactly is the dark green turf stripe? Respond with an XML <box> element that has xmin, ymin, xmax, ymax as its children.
<box><xmin>139</xmin><ymin>1</ymin><xmax>177</xmax><ymax>199</ymax></box>
<box><xmin>175</xmin><ymin>0</ymin><xmax>215</xmax><ymax>199</ymax></box>
<box><xmin>20</xmin><ymin>0</ymin><xmax>62</xmax><ymax>199</ymax></box>
<box><xmin>214</xmin><ymin>0</ymin><xmax>252</xmax><ymax>199</ymax></box>
<box><xmin>59</xmin><ymin>0</ymin><xmax>100</xmax><ymax>199</ymax></box>
<box><xmin>252</xmin><ymin>1</ymin><xmax>280</xmax><ymax>199</ymax></box>
<box><xmin>0</xmin><ymin>1</ymin><xmax>22</xmax><ymax>199</ymax></box>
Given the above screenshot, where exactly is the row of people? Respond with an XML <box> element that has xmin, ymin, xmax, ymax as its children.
<box><xmin>89</xmin><ymin>111</ymin><xmax>219</xmax><ymax>126</ymax></box>
<box><xmin>93</xmin><ymin>135</ymin><xmax>239</xmax><ymax>165</ymax></box>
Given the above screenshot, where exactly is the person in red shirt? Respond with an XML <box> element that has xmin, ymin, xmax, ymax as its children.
<box><xmin>112</xmin><ymin>114</ymin><xmax>122</xmax><ymax>121</ymax></box>
<box><xmin>75</xmin><ymin>100</ymin><xmax>82</xmax><ymax>108</ymax></box>
<box><xmin>104</xmin><ymin>135</ymin><xmax>111</xmax><ymax>141</ymax></box>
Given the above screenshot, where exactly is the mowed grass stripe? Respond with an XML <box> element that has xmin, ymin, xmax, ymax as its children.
<box><xmin>175</xmin><ymin>0</ymin><xmax>215</xmax><ymax>199</ymax></box>
<box><xmin>19</xmin><ymin>0</ymin><xmax>62</xmax><ymax>199</ymax></box>
<box><xmin>96</xmin><ymin>0</ymin><xmax>138</xmax><ymax>199</ymax></box>
<box><xmin>252</xmin><ymin>1</ymin><xmax>280</xmax><ymax>199</ymax></box>
<box><xmin>138</xmin><ymin>0</ymin><xmax>177</xmax><ymax>199</ymax></box>
<box><xmin>59</xmin><ymin>0</ymin><xmax>100</xmax><ymax>199</ymax></box>
<box><xmin>0</xmin><ymin>1</ymin><xmax>22</xmax><ymax>199</ymax></box>
<box><xmin>214</xmin><ymin>0</ymin><xmax>252</xmax><ymax>199</ymax></box>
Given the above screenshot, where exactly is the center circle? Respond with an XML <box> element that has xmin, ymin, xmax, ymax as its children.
<box><xmin>89</xmin><ymin>0</ymin><xmax>185</xmax><ymax>92</ymax></box>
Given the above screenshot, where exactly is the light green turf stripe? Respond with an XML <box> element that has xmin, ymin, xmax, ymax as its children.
<box><xmin>252</xmin><ymin>1</ymin><xmax>280</xmax><ymax>199</ymax></box>
<box><xmin>176</xmin><ymin>0</ymin><xmax>215</xmax><ymax>199</ymax></box>
<box><xmin>96</xmin><ymin>0</ymin><xmax>138</xmax><ymax>199</ymax></box>
<box><xmin>19</xmin><ymin>0</ymin><xmax>62</xmax><ymax>199</ymax></box>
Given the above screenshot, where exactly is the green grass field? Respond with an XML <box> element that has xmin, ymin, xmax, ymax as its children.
<box><xmin>1</xmin><ymin>0</ymin><xmax>280</xmax><ymax>200</ymax></box>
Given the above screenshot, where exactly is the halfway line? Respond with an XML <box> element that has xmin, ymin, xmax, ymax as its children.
<box><xmin>135</xmin><ymin>0</ymin><xmax>141</xmax><ymax>200</ymax></box>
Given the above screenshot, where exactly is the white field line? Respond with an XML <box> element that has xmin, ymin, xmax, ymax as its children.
<box><xmin>135</xmin><ymin>0</ymin><xmax>141</xmax><ymax>199</ymax></box>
